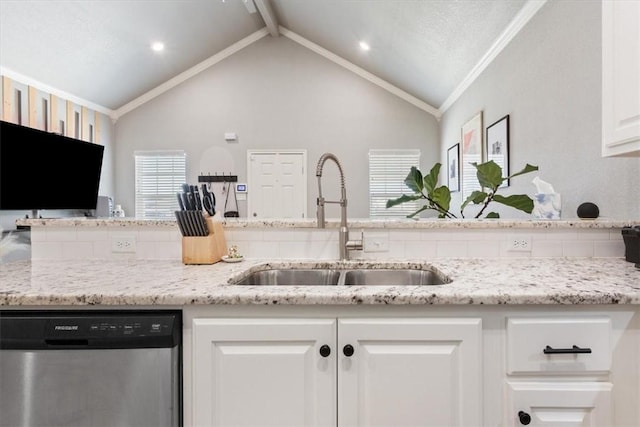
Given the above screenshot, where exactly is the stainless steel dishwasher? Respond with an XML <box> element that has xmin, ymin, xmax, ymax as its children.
<box><xmin>0</xmin><ymin>310</ymin><xmax>182</xmax><ymax>427</ymax></box>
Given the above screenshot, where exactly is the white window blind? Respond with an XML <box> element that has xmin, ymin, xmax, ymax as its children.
<box><xmin>135</xmin><ymin>150</ymin><xmax>186</xmax><ymax>219</ymax></box>
<box><xmin>369</xmin><ymin>149</ymin><xmax>421</xmax><ymax>218</ymax></box>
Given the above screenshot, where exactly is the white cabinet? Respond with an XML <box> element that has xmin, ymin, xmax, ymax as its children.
<box><xmin>602</xmin><ymin>0</ymin><xmax>640</xmax><ymax>157</ymax></box>
<box><xmin>337</xmin><ymin>318</ymin><xmax>482</xmax><ymax>427</ymax></box>
<box><xmin>192</xmin><ymin>317</ymin><xmax>482</xmax><ymax>427</ymax></box>
<box><xmin>505</xmin><ymin>317</ymin><xmax>614</xmax><ymax>426</ymax></box>
<box><xmin>506</xmin><ymin>382</ymin><xmax>612</xmax><ymax>426</ymax></box>
<box><xmin>192</xmin><ymin>318</ymin><xmax>336</xmax><ymax>426</ymax></box>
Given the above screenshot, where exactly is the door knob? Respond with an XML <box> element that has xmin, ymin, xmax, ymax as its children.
<box><xmin>343</xmin><ymin>344</ymin><xmax>354</xmax><ymax>357</ymax></box>
<box><xmin>518</xmin><ymin>411</ymin><xmax>531</xmax><ymax>425</ymax></box>
<box><xmin>319</xmin><ymin>345</ymin><xmax>331</xmax><ymax>357</ymax></box>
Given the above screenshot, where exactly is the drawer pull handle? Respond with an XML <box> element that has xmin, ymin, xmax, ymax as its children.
<box><xmin>543</xmin><ymin>345</ymin><xmax>592</xmax><ymax>354</ymax></box>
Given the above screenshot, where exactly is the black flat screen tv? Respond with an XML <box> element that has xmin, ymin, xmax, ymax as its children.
<box><xmin>0</xmin><ymin>120</ymin><xmax>105</xmax><ymax>211</ymax></box>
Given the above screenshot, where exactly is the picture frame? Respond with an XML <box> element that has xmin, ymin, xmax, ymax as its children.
<box><xmin>460</xmin><ymin>111</ymin><xmax>483</xmax><ymax>199</ymax></box>
<box><xmin>447</xmin><ymin>143</ymin><xmax>460</xmax><ymax>192</ymax></box>
<box><xmin>485</xmin><ymin>114</ymin><xmax>510</xmax><ymax>187</ymax></box>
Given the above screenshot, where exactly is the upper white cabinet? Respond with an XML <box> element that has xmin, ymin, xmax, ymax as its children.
<box><xmin>602</xmin><ymin>0</ymin><xmax>640</xmax><ymax>157</ymax></box>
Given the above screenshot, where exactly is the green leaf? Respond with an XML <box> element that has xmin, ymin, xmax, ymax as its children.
<box><xmin>423</xmin><ymin>163</ymin><xmax>441</xmax><ymax>195</ymax></box>
<box><xmin>493</xmin><ymin>194</ymin><xmax>534</xmax><ymax>213</ymax></box>
<box><xmin>485</xmin><ymin>212</ymin><xmax>500</xmax><ymax>219</ymax></box>
<box><xmin>507</xmin><ymin>163</ymin><xmax>539</xmax><ymax>180</ymax></box>
<box><xmin>386</xmin><ymin>194</ymin><xmax>423</xmax><ymax>209</ymax></box>
<box><xmin>404</xmin><ymin>166</ymin><xmax>423</xmax><ymax>194</ymax></box>
<box><xmin>431</xmin><ymin>186</ymin><xmax>451</xmax><ymax>213</ymax></box>
<box><xmin>461</xmin><ymin>191</ymin><xmax>488</xmax><ymax>211</ymax></box>
<box><xmin>406</xmin><ymin>205</ymin><xmax>431</xmax><ymax>219</ymax></box>
<box><xmin>473</xmin><ymin>160</ymin><xmax>504</xmax><ymax>189</ymax></box>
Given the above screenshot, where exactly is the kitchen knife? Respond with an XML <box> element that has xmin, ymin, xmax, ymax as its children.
<box><xmin>177</xmin><ymin>193</ymin><xmax>185</xmax><ymax>211</ymax></box>
<box><xmin>189</xmin><ymin>210</ymin><xmax>206</xmax><ymax>236</ymax></box>
<box><xmin>174</xmin><ymin>211</ymin><xmax>186</xmax><ymax>236</ymax></box>
<box><xmin>179</xmin><ymin>211</ymin><xmax>191</xmax><ymax>236</ymax></box>
<box><xmin>192</xmin><ymin>185</ymin><xmax>203</xmax><ymax>211</ymax></box>
<box><xmin>196</xmin><ymin>211</ymin><xmax>209</xmax><ymax>235</ymax></box>
<box><xmin>186</xmin><ymin>211</ymin><xmax>196</xmax><ymax>236</ymax></box>
<box><xmin>186</xmin><ymin>192</ymin><xmax>196</xmax><ymax>211</ymax></box>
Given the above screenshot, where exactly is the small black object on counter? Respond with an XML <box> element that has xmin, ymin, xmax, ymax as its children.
<box><xmin>577</xmin><ymin>202</ymin><xmax>599</xmax><ymax>219</ymax></box>
<box><xmin>621</xmin><ymin>226</ymin><xmax>640</xmax><ymax>264</ymax></box>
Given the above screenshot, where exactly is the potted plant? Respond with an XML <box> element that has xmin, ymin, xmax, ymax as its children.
<box><xmin>386</xmin><ymin>160</ymin><xmax>538</xmax><ymax>219</ymax></box>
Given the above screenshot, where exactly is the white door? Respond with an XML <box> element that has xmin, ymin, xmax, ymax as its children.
<box><xmin>248</xmin><ymin>150</ymin><xmax>307</xmax><ymax>218</ymax></box>
<box><xmin>338</xmin><ymin>318</ymin><xmax>482</xmax><ymax>427</ymax></box>
<box><xmin>506</xmin><ymin>382</ymin><xmax>612</xmax><ymax>426</ymax></box>
<box><xmin>192</xmin><ymin>318</ymin><xmax>336</xmax><ymax>427</ymax></box>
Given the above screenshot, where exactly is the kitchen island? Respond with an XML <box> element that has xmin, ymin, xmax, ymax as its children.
<box><xmin>3</xmin><ymin>217</ymin><xmax>640</xmax><ymax>426</ymax></box>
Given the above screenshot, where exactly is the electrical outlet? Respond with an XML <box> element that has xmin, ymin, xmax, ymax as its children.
<box><xmin>508</xmin><ymin>235</ymin><xmax>532</xmax><ymax>252</ymax></box>
<box><xmin>111</xmin><ymin>235</ymin><xmax>136</xmax><ymax>253</ymax></box>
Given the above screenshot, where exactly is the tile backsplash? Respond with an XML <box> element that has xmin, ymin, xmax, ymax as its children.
<box><xmin>29</xmin><ymin>226</ymin><xmax>626</xmax><ymax>261</ymax></box>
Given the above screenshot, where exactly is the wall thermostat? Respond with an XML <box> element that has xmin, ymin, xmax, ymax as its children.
<box><xmin>236</xmin><ymin>183</ymin><xmax>247</xmax><ymax>193</ymax></box>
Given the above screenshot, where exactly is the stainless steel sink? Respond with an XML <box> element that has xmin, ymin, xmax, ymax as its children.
<box><xmin>233</xmin><ymin>269</ymin><xmax>340</xmax><ymax>286</ymax></box>
<box><xmin>342</xmin><ymin>269</ymin><xmax>448</xmax><ymax>286</ymax></box>
<box><xmin>232</xmin><ymin>266</ymin><xmax>450</xmax><ymax>286</ymax></box>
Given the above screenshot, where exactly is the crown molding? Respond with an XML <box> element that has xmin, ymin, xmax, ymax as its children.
<box><xmin>114</xmin><ymin>27</ymin><xmax>270</xmax><ymax>120</ymax></box>
<box><xmin>0</xmin><ymin>66</ymin><xmax>114</xmax><ymax>117</ymax></box>
<box><xmin>439</xmin><ymin>0</ymin><xmax>547</xmax><ymax>113</ymax></box>
<box><xmin>279</xmin><ymin>27</ymin><xmax>441</xmax><ymax>119</ymax></box>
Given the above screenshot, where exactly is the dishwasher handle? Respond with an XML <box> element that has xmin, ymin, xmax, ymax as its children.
<box><xmin>45</xmin><ymin>339</ymin><xmax>90</xmax><ymax>347</ymax></box>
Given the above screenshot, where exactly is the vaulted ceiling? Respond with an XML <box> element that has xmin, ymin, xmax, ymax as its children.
<box><xmin>0</xmin><ymin>0</ymin><xmax>534</xmax><ymax>116</ymax></box>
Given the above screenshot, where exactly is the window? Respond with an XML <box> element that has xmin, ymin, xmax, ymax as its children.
<box><xmin>135</xmin><ymin>150</ymin><xmax>186</xmax><ymax>218</ymax></box>
<box><xmin>369</xmin><ymin>149</ymin><xmax>421</xmax><ymax>218</ymax></box>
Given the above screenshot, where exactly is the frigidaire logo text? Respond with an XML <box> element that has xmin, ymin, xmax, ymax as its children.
<box><xmin>54</xmin><ymin>325</ymin><xmax>79</xmax><ymax>331</ymax></box>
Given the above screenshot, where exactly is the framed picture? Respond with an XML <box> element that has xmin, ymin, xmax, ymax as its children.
<box><xmin>461</xmin><ymin>111</ymin><xmax>483</xmax><ymax>199</ymax></box>
<box><xmin>447</xmin><ymin>143</ymin><xmax>460</xmax><ymax>192</ymax></box>
<box><xmin>485</xmin><ymin>115</ymin><xmax>510</xmax><ymax>187</ymax></box>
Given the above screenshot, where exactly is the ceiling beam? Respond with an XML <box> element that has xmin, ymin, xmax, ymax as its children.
<box><xmin>254</xmin><ymin>0</ymin><xmax>279</xmax><ymax>37</ymax></box>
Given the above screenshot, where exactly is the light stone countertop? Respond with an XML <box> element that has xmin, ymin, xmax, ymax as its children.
<box><xmin>16</xmin><ymin>217</ymin><xmax>638</xmax><ymax>229</ymax></box>
<box><xmin>1</xmin><ymin>258</ymin><xmax>639</xmax><ymax>306</ymax></box>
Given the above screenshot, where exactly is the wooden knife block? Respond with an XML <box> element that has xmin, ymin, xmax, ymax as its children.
<box><xmin>181</xmin><ymin>217</ymin><xmax>228</xmax><ymax>265</ymax></box>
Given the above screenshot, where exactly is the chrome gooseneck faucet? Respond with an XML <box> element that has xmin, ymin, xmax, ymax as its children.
<box><xmin>315</xmin><ymin>153</ymin><xmax>363</xmax><ymax>260</ymax></box>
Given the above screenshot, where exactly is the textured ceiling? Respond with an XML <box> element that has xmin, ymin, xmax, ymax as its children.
<box><xmin>272</xmin><ymin>0</ymin><xmax>526</xmax><ymax>108</ymax></box>
<box><xmin>0</xmin><ymin>0</ymin><xmax>264</xmax><ymax>109</ymax></box>
<box><xmin>0</xmin><ymin>0</ymin><xmax>527</xmax><ymax>111</ymax></box>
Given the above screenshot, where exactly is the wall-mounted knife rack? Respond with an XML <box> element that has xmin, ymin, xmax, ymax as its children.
<box><xmin>198</xmin><ymin>174</ymin><xmax>238</xmax><ymax>183</ymax></box>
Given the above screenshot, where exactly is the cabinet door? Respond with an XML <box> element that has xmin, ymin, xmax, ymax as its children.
<box><xmin>192</xmin><ymin>318</ymin><xmax>336</xmax><ymax>427</ymax></box>
<box><xmin>506</xmin><ymin>382</ymin><xmax>612</xmax><ymax>426</ymax></box>
<box><xmin>602</xmin><ymin>0</ymin><xmax>640</xmax><ymax>157</ymax></box>
<box><xmin>338</xmin><ymin>318</ymin><xmax>482</xmax><ymax>427</ymax></box>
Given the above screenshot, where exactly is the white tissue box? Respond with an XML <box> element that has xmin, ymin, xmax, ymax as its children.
<box><xmin>532</xmin><ymin>193</ymin><xmax>561</xmax><ymax>219</ymax></box>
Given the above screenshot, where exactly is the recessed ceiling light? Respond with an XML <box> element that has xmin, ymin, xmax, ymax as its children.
<box><xmin>151</xmin><ymin>42</ymin><xmax>165</xmax><ymax>52</ymax></box>
<box><xmin>359</xmin><ymin>41</ymin><xmax>370</xmax><ymax>51</ymax></box>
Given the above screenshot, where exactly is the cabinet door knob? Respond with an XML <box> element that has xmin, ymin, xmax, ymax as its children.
<box><xmin>319</xmin><ymin>344</ymin><xmax>331</xmax><ymax>357</ymax></box>
<box><xmin>518</xmin><ymin>411</ymin><xmax>531</xmax><ymax>425</ymax></box>
<box><xmin>343</xmin><ymin>344</ymin><xmax>354</xmax><ymax>357</ymax></box>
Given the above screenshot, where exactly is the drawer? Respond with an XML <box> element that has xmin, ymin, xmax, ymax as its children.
<box><xmin>506</xmin><ymin>317</ymin><xmax>611</xmax><ymax>374</ymax></box>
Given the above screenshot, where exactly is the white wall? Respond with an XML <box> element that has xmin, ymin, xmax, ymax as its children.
<box><xmin>114</xmin><ymin>35</ymin><xmax>439</xmax><ymax>218</ymax></box>
<box><xmin>440</xmin><ymin>0</ymin><xmax>640</xmax><ymax>219</ymax></box>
